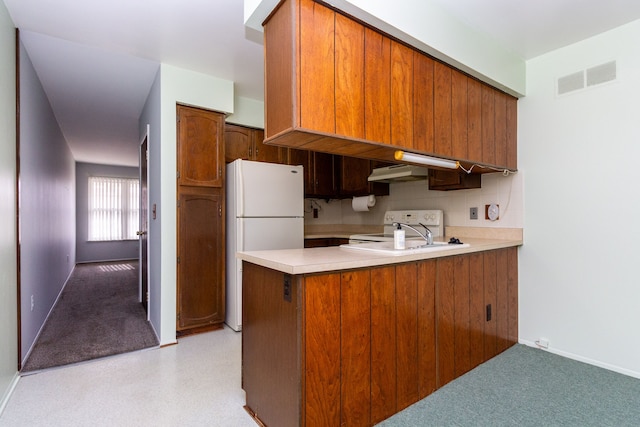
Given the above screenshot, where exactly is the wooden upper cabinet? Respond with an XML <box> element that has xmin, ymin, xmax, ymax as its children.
<box><xmin>299</xmin><ymin>0</ymin><xmax>335</xmax><ymax>134</ymax></box>
<box><xmin>339</xmin><ymin>156</ymin><xmax>389</xmax><ymax>197</ymax></box>
<box><xmin>335</xmin><ymin>13</ymin><xmax>365</xmax><ymax>139</ymax></box>
<box><xmin>434</xmin><ymin>61</ymin><xmax>452</xmax><ymax>157</ymax></box>
<box><xmin>177</xmin><ymin>105</ymin><xmax>223</xmax><ymax>187</ymax></box>
<box><xmin>413</xmin><ymin>52</ymin><xmax>435</xmax><ymax>154</ymax></box>
<box><xmin>391</xmin><ymin>41</ymin><xmax>413</xmax><ymax>149</ymax></box>
<box><xmin>263</xmin><ymin>0</ymin><xmax>518</xmax><ymax>172</ymax></box>
<box><xmin>225</xmin><ymin>124</ymin><xmax>281</xmax><ymax>164</ymax></box>
<box><xmin>364</xmin><ymin>28</ymin><xmax>391</xmax><ymax>145</ymax></box>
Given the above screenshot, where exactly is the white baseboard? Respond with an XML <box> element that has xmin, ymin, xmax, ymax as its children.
<box><xmin>519</xmin><ymin>339</ymin><xmax>640</xmax><ymax>379</ymax></box>
<box><xmin>0</xmin><ymin>372</ymin><xmax>20</xmax><ymax>417</ymax></box>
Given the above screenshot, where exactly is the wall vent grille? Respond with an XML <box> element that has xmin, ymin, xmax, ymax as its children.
<box><xmin>557</xmin><ymin>61</ymin><xmax>617</xmax><ymax>96</ymax></box>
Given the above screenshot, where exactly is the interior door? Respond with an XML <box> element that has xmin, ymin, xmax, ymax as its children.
<box><xmin>139</xmin><ymin>134</ymin><xmax>149</xmax><ymax>314</ymax></box>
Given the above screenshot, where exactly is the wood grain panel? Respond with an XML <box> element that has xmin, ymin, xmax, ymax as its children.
<box><xmin>436</xmin><ymin>257</ymin><xmax>455</xmax><ymax>387</ymax></box>
<box><xmin>451</xmin><ymin>70</ymin><xmax>468</xmax><ymax>160</ymax></box>
<box><xmin>494</xmin><ymin>91</ymin><xmax>507</xmax><ymax>168</ymax></box>
<box><xmin>507</xmin><ymin>247</ymin><xmax>519</xmax><ymax>345</ymax></box>
<box><xmin>417</xmin><ymin>260</ymin><xmax>437</xmax><ymax>398</ymax></box>
<box><xmin>242</xmin><ymin>263</ymin><xmax>300</xmax><ymax>427</ymax></box>
<box><xmin>396</xmin><ymin>263</ymin><xmax>419</xmax><ymax>411</ymax></box>
<box><xmin>453</xmin><ymin>255</ymin><xmax>471</xmax><ymax>377</ymax></box>
<box><xmin>177</xmin><ymin>105</ymin><xmax>223</xmax><ymax>187</ymax></box>
<box><xmin>364</xmin><ymin>28</ymin><xmax>391</xmax><ymax>144</ymax></box>
<box><xmin>371</xmin><ymin>266</ymin><xmax>397</xmax><ymax>424</ymax></box>
<box><xmin>413</xmin><ymin>52</ymin><xmax>435</xmax><ymax>154</ymax></box>
<box><xmin>434</xmin><ymin>62</ymin><xmax>452</xmax><ymax>157</ymax></box>
<box><xmin>299</xmin><ymin>0</ymin><xmax>335</xmax><ymax>133</ymax></box>
<box><xmin>391</xmin><ymin>41</ymin><xmax>413</xmax><ymax>149</ymax></box>
<box><xmin>467</xmin><ymin>78</ymin><xmax>483</xmax><ymax>163</ymax></box>
<box><xmin>496</xmin><ymin>249</ymin><xmax>510</xmax><ymax>354</ymax></box>
<box><xmin>176</xmin><ymin>188</ymin><xmax>223</xmax><ymax>330</ymax></box>
<box><xmin>264</xmin><ymin>0</ymin><xmax>294</xmax><ymax>138</ymax></box>
<box><xmin>506</xmin><ymin>95</ymin><xmax>518</xmax><ymax>170</ymax></box>
<box><xmin>469</xmin><ymin>252</ymin><xmax>484</xmax><ymax>369</ymax></box>
<box><xmin>481</xmin><ymin>84</ymin><xmax>496</xmax><ymax>165</ymax></box>
<box><xmin>304</xmin><ymin>273</ymin><xmax>341</xmax><ymax>426</ymax></box>
<box><xmin>341</xmin><ymin>270</ymin><xmax>371</xmax><ymax>427</ymax></box>
<box><xmin>483</xmin><ymin>250</ymin><xmax>498</xmax><ymax>360</ymax></box>
<box><xmin>335</xmin><ymin>14</ymin><xmax>365</xmax><ymax>139</ymax></box>
<box><xmin>224</xmin><ymin>123</ymin><xmax>252</xmax><ymax>163</ymax></box>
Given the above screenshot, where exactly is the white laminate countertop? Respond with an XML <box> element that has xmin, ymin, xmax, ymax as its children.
<box><xmin>237</xmin><ymin>236</ymin><xmax>523</xmax><ymax>275</ymax></box>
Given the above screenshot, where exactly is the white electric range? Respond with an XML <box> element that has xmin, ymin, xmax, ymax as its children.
<box><xmin>349</xmin><ymin>209</ymin><xmax>444</xmax><ymax>244</ymax></box>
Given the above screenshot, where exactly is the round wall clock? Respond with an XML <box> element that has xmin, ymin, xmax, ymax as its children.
<box><xmin>486</xmin><ymin>203</ymin><xmax>500</xmax><ymax>221</ymax></box>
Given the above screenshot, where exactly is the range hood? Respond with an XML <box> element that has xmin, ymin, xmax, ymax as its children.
<box><xmin>367</xmin><ymin>164</ymin><xmax>429</xmax><ymax>183</ymax></box>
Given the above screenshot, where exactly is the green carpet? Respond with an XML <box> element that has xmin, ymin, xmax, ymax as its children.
<box><xmin>379</xmin><ymin>344</ymin><xmax>640</xmax><ymax>426</ymax></box>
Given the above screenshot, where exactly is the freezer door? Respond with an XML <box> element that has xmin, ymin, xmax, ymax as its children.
<box><xmin>231</xmin><ymin>159</ymin><xmax>304</xmax><ymax>218</ymax></box>
<box><xmin>225</xmin><ymin>217</ymin><xmax>304</xmax><ymax>331</ymax></box>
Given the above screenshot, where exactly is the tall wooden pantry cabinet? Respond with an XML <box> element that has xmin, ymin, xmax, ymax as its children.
<box><xmin>176</xmin><ymin>104</ymin><xmax>225</xmax><ymax>334</ymax></box>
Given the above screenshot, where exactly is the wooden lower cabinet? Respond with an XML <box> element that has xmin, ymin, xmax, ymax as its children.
<box><xmin>242</xmin><ymin>247</ymin><xmax>518</xmax><ymax>427</ymax></box>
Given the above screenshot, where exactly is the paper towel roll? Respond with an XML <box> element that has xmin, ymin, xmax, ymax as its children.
<box><xmin>352</xmin><ymin>195</ymin><xmax>376</xmax><ymax>212</ymax></box>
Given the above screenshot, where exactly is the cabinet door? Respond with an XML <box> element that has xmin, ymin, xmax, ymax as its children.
<box><xmin>481</xmin><ymin>85</ymin><xmax>496</xmax><ymax>166</ymax></box>
<box><xmin>467</xmin><ymin>78</ymin><xmax>483</xmax><ymax>163</ymax></box>
<box><xmin>176</xmin><ymin>188</ymin><xmax>224</xmax><ymax>330</ymax></box>
<box><xmin>396</xmin><ymin>263</ymin><xmax>419</xmax><ymax>410</ymax></box>
<box><xmin>300</xmin><ymin>0</ymin><xmax>335</xmax><ymax>134</ymax></box>
<box><xmin>312</xmin><ymin>152</ymin><xmax>336</xmax><ymax>197</ymax></box>
<box><xmin>364</xmin><ymin>28</ymin><xmax>391</xmax><ymax>144</ymax></box>
<box><xmin>451</xmin><ymin>69</ymin><xmax>468</xmax><ymax>160</ymax></box>
<box><xmin>391</xmin><ymin>41</ymin><xmax>413</xmax><ymax>149</ymax></box>
<box><xmin>252</xmin><ymin>129</ymin><xmax>282</xmax><ymax>163</ymax></box>
<box><xmin>335</xmin><ymin>13</ymin><xmax>365</xmax><ymax>139</ymax></box>
<box><xmin>413</xmin><ymin>52</ymin><xmax>435</xmax><ymax>154</ymax></box>
<box><xmin>224</xmin><ymin>123</ymin><xmax>252</xmax><ymax>163</ymax></box>
<box><xmin>434</xmin><ymin>62</ymin><xmax>452</xmax><ymax>157</ymax></box>
<box><xmin>177</xmin><ymin>105</ymin><xmax>223</xmax><ymax>187</ymax></box>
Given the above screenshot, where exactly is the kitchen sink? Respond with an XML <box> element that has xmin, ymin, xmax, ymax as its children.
<box><xmin>340</xmin><ymin>240</ymin><xmax>470</xmax><ymax>256</ymax></box>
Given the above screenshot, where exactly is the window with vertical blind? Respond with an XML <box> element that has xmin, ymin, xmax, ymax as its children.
<box><xmin>88</xmin><ymin>176</ymin><xmax>140</xmax><ymax>241</ymax></box>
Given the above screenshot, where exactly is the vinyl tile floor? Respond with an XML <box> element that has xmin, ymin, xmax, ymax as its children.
<box><xmin>0</xmin><ymin>326</ymin><xmax>256</xmax><ymax>427</ymax></box>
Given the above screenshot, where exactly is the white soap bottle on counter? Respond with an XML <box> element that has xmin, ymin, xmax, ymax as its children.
<box><xmin>394</xmin><ymin>223</ymin><xmax>405</xmax><ymax>250</ymax></box>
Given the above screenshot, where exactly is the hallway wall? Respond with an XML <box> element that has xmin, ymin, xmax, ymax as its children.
<box><xmin>0</xmin><ymin>0</ymin><xmax>18</xmax><ymax>411</ymax></box>
<box><xmin>75</xmin><ymin>162</ymin><xmax>139</xmax><ymax>263</ymax></box>
<box><xmin>18</xmin><ymin>38</ymin><xmax>76</xmax><ymax>363</ymax></box>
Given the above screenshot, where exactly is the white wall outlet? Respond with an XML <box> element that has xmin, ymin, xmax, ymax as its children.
<box><xmin>30</xmin><ymin>295</ymin><xmax>34</xmax><ymax>312</ymax></box>
<box><xmin>536</xmin><ymin>337</ymin><xmax>549</xmax><ymax>349</ymax></box>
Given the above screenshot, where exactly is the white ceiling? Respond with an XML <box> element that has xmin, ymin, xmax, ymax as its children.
<box><xmin>5</xmin><ymin>0</ymin><xmax>640</xmax><ymax>167</ymax></box>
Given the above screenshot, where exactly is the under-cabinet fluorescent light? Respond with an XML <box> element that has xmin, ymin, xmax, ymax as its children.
<box><xmin>394</xmin><ymin>150</ymin><xmax>459</xmax><ymax>170</ymax></box>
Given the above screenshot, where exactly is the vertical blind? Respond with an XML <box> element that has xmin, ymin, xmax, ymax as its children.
<box><xmin>88</xmin><ymin>176</ymin><xmax>140</xmax><ymax>241</ymax></box>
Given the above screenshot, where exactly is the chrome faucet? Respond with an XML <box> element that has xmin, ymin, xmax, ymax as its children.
<box><xmin>393</xmin><ymin>222</ymin><xmax>433</xmax><ymax>245</ymax></box>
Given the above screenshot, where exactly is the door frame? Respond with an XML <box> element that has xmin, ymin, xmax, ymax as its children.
<box><xmin>139</xmin><ymin>125</ymin><xmax>150</xmax><ymax>320</ymax></box>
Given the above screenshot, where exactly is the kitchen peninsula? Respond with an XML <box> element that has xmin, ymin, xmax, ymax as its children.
<box><xmin>239</xmin><ymin>230</ymin><xmax>522</xmax><ymax>427</ymax></box>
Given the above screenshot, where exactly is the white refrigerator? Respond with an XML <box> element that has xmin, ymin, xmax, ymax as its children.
<box><xmin>225</xmin><ymin>159</ymin><xmax>304</xmax><ymax>331</ymax></box>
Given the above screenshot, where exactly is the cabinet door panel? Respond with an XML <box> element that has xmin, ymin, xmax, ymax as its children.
<box><xmin>341</xmin><ymin>270</ymin><xmax>371</xmax><ymax>426</ymax></box>
<box><xmin>467</xmin><ymin>78</ymin><xmax>483</xmax><ymax>163</ymax></box>
<box><xmin>506</xmin><ymin>96</ymin><xmax>518</xmax><ymax>170</ymax></box>
<box><xmin>371</xmin><ymin>267</ymin><xmax>397</xmax><ymax>424</ymax></box>
<box><xmin>451</xmin><ymin>70</ymin><xmax>468</xmax><ymax>160</ymax></box>
<box><xmin>396</xmin><ymin>263</ymin><xmax>419</xmax><ymax>410</ymax></box>
<box><xmin>225</xmin><ymin>123</ymin><xmax>252</xmax><ymax>163</ymax></box>
<box><xmin>177</xmin><ymin>105</ymin><xmax>223</xmax><ymax>187</ymax></box>
<box><xmin>300</xmin><ymin>0</ymin><xmax>335</xmax><ymax>133</ymax></box>
<box><xmin>483</xmin><ymin>250</ymin><xmax>498</xmax><ymax>360</ymax></box>
<box><xmin>481</xmin><ymin>85</ymin><xmax>496</xmax><ymax>165</ymax></box>
<box><xmin>177</xmin><ymin>190</ymin><xmax>223</xmax><ymax>329</ymax></box>
<box><xmin>312</xmin><ymin>152</ymin><xmax>336</xmax><ymax>196</ymax></box>
<box><xmin>417</xmin><ymin>260</ymin><xmax>437</xmax><ymax>398</ymax></box>
<box><xmin>305</xmin><ymin>273</ymin><xmax>341</xmax><ymax>426</ymax></box>
<box><xmin>391</xmin><ymin>41</ymin><xmax>413</xmax><ymax>149</ymax></box>
<box><xmin>434</xmin><ymin>62</ymin><xmax>452</xmax><ymax>157</ymax></box>
<box><xmin>253</xmin><ymin>129</ymin><xmax>282</xmax><ymax>163</ymax></box>
<box><xmin>469</xmin><ymin>252</ymin><xmax>485</xmax><ymax>369</ymax></box>
<box><xmin>364</xmin><ymin>28</ymin><xmax>391</xmax><ymax>144</ymax></box>
<box><xmin>413</xmin><ymin>52</ymin><xmax>435</xmax><ymax>154</ymax></box>
<box><xmin>494</xmin><ymin>91</ymin><xmax>508</xmax><ymax>168</ymax></box>
<box><xmin>507</xmin><ymin>247</ymin><xmax>519</xmax><ymax>345</ymax></box>
<box><xmin>453</xmin><ymin>255</ymin><xmax>471</xmax><ymax>377</ymax></box>
<box><xmin>496</xmin><ymin>248</ymin><xmax>510</xmax><ymax>353</ymax></box>
<box><xmin>335</xmin><ymin>14</ymin><xmax>365</xmax><ymax>139</ymax></box>
<box><xmin>436</xmin><ymin>257</ymin><xmax>455</xmax><ymax>387</ymax></box>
